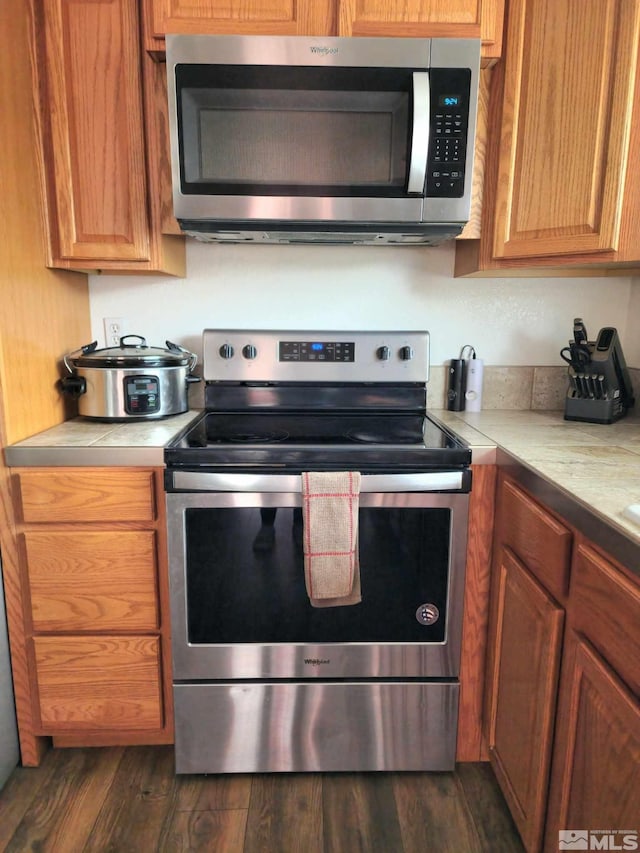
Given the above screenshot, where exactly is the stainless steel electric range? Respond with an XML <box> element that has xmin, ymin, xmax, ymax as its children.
<box><xmin>164</xmin><ymin>330</ymin><xmax>471</xmax><ymax>774</ymax></box>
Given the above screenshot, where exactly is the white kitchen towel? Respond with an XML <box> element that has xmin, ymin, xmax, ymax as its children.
<box><xmin>302</xmin><ymin>471</ymin><xmax>362</xmax><ymax>608</ymax></box>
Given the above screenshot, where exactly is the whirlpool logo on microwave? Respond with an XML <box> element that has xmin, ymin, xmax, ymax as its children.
<box><xmin>305</xmin><ymin>658</ymin><xmax>331</xmax><ymax>665</ymax></box>
<box><xmin>310</xmin><ymin>46</ymin><xmax>339</xmax><ymax>55</ymax></box>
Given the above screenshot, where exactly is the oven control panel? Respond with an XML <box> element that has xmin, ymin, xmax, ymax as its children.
<box><xmin>279</xmin><ymin>341</ymin><xmax>355</xmax><ymax>362</ymax></box>
<box><xmin>203</xmin><ymin>330</ymin><xmax>430</xmax><ymax>383</ymax></box>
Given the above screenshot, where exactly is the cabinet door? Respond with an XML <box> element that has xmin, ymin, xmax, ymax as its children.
<box><xmin>491</xmin><ymin>0</ymin><xmax>640</xmax><ymax>260</ymax></box>
<box><xmin>144</xmin><ymin>0</ymin><xmax>335</xmax><ymax>50</ymax></box>
<box><xmin>37</xmin><ymin>0</ymin><xmax>150</xmax><ymax>263</ymax></box>
<box><xmin>34</xmin><ymin>1</ymin><xmax>185</xmax><ymax>274</ymax></box>
<box><xmin>486</xmin><ymin>547</ymin><xmax>564</xmax><ymax>852</ymax></box>
<box><xmin>338</xmin><ymin>0</ymin><xmax>504</xmax><ymax>62</ymax></box>
<box><xmin>545</xmin><ymin>635</ymin><xmax>640</xmax><ymax>850</ymax></box>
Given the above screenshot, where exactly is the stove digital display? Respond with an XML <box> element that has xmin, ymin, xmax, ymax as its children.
<box><xmin>279</xmin><ymin>341</ymin><xmax>355</xmax><ymax>362</ymax></box>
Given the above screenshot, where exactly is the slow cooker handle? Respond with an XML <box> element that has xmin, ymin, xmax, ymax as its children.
<box><xmin>63</xmin><ymin>340</ymin><xmax>98</xmax><ymax>374</ymax></box>
<box><xmin>119</xmin><ymin>335</ymin><xmax>147</xmax><ymax>348</ymax></box>
<box><xmin>60</xmin><ymin>375</ymin><xmax>87</xmax><ymax>398</ymax></box>
<box><xmin>166</xmin><ymin>339</ymin><xmax>198</xmax><ymax>374</ymax></box>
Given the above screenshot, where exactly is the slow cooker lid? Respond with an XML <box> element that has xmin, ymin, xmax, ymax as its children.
<box><xmin>70</xmin><ymin>336</ymin><xmax>194</xmax><ymax>368</ymax></box>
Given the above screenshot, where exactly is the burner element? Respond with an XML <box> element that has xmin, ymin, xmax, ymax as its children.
<box><xmin>345</xmin><ymin>427</ymin><xmax>422</xmax><ymax>444</ymax></box>
<box><xmin>229</xmin><ymin>431</ymin><xmax>289</xmax><ymax>443</ymax></box>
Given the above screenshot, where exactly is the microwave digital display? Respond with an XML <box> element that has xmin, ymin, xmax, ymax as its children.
<box><xmin>439</xmin><ymin>94</ymin><xmax>461</xmax><ymax>107</ymax></box>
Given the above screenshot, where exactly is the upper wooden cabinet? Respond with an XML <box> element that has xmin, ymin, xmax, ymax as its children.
<box><xmin>338</xmin><ymin>1</ymin><xmax>503</xmax><ymax>62</ymax></box>
<box><xmin>143</xmin><ymin>0</ymin><xmax>336</xmax><ymax>50</ymax></box>
<box><xmin>32</xmin><ymin>0</ymin><xmax>185</xmax><ymax>275</ymax></box>
<box><xmin>143</xmin><ymin>0</ymin><xmax>504</xmax><ymax>63</ymax></box>
<box><xmin>456</xmin><ymin>0</ymin><xmax>640</xmax><ymax>276</ymax></box>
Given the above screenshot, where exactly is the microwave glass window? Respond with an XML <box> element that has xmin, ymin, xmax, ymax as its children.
<box><xmin>182</xmin><ymin>89</ymin><xmax>408</xmax><ymax>189</ymax></box>
<box><xmin>175</xmin><ymin>66</ymin><xmax>417</xmax><ymax>197</ymax></box>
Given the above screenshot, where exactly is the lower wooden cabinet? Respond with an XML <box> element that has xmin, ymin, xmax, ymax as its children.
<box><xmin>486</xmin><ymin>546</ymin><xmax>564</xmax><ymax>852</ymax></box>
<box><xmin>25</xmin><ymin>530</ymin><xmax>159</xmax><ymax>632</ymax></box>
<box><xmin>12</xmin><ymin>466</ymin><xmax>173</xmax><ymax>753</ymax></box>
<box><xmin>34</xmin><ymin>635</ymin><xmax>163</xmax><ymax>730</ymax></box>
<box><xmin>544</xmin><ymin>635</ymin><xmax>640</xmax><ymax>848</ymax></box>
<box><xmin>486</xmin><ymin>474</ymin><xmax>640</xmax><ymax>852</ymax></box>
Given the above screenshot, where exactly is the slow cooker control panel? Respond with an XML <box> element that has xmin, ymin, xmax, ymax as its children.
<box><xmin>124</xmin><ymin>375</ymin><xmax>160</xmax><ymax>415</ymax></box>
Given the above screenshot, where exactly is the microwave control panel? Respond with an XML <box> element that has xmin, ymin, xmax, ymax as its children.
<box><xmin>426</xmin><ymin>68</ymin><xmax>472</xmax><ymax>198</ymax></box>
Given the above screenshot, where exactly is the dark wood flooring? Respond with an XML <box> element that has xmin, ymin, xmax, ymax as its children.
<box><xmin>0</xmin><ymin>746</ymin><xmax>525</xmax><ymax>852</ymax></box>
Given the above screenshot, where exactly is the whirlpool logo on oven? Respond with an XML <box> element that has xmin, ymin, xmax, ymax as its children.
<box><xmin>305</xmin><ymin>658</ymin><xmax>331</xmax><ymax>666</ymax></box>
<box><xmin>310</xmin><ymin>46</ymin><xmax>338</xmax><ymax>55</ymax></box>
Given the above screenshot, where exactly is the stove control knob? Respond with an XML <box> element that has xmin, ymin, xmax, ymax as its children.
<box><xmin>242</xmin><ymin>344</ymin><xmax>257</xmax><ymax>360</ymax></box>
<box><xmin>376</xmin><ymin>345</ymin><xmax>391</xmax><ymax>361</ymax></box>
<box><xmin>399</xmin><ymin>345</ymin><xmax>414</xmax><ymax>361</ymax></box>
<box><xmin>219</xmin><ymin>343</ymin><xmax>235</xmax><ymax>359</ymax></box>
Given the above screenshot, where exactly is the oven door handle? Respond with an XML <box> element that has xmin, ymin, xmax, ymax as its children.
<box><xmin>168</xmin><ymin>471</ymin><xmax>466</xmax><ymax>493</ymax></box>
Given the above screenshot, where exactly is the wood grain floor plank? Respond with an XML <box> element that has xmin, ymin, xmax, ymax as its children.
<box><xmin>244</xmin><ymin>774</ymin><xmax>323</xmax><ymax>853</ymax></box>
<box><xmin>160</xmin><ymin>807</ymin><xmax>248</xmax><ymax>853</ymax></box>
<box><xmin>0</xmin><ymin>748</ymin><xmax>525</xmax><ymax>853</ymax></box>
<box><xmin>85</xmin><ymin>745</ymin><xmax>177</xmax><ymax>852</ymax></box>
<box><xmin>0</xmin><ymin>746</ymin><xmax>65</xmax><ymax>850</ymax></box>
<box><xmin>393</xmin><ymin>771</ymin><xmax>482</xmax><ymax>853</ymax></box>
<box><xmin>455</xmin><ymin>762</ymin><xmax>525</xmax><ymax>852</ymax></box>
<box><xmin>323</xmin><ymin>773</ymin><xmax>405</xmax><ymax>853</ymax></box>
<box><xmin>2</xmin><ymin>747</ymin><xmax>124</xmax><ymax>853</ymax></box>
<box><xmin>172</xmin><ymin>773</ymin><xmax>252</xmax><ymax>811</ymax></box>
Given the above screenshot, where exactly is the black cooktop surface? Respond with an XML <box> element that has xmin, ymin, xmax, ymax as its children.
<box><xmin>165</xmin><ymin>411</ymin><xmax>471</xmax><ymax>471</ymax></box>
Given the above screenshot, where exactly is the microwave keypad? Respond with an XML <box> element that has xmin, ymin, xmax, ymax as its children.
<box><xmin>426</xmin><ymin>69</ymin><xmax>471</xmax><ymax>198</ymax></box>
<box><xmin>430</xmin><ymin>113</ymin><xmax>464</xmax><ymax>192</ymax></box>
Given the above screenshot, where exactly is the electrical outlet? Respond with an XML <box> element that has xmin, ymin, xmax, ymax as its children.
<box><xmin>103</xmin><ymin>317</ymin><xmax>124</xmax><ymax>347</ymax></box>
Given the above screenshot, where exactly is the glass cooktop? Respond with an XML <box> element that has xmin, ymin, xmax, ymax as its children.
<box><xmin>165</xmin><ymin>411</ymin><xmax>471</xmax><ymax>471</ymax></box>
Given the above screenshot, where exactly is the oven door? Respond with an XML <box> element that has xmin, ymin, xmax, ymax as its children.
<box><xmin>166</xmin><ymin>473</ymin><xmax>469</xmax><ymax>681</ymax></box>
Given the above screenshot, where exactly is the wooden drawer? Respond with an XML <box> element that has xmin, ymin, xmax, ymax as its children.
<box><xmin>17</xmin><ymin>469</ymin><xmax>156</xmax><ymax>523</ymax></box>
<box><xmin>499</xmin><ymin>479</ymin><xmax>572</xmax><ymax>600</ymax></box>
<box><xmin>25</xmin><ymin>530</ymin><xmax>158</xmax><ymax>632</ymax></box>
<box><xmin>571</xmin><ymin>543</ymin><xmax>640</xmax><ymax>695</ymax></box>
<box><xmin>34</xmin><ymin>635</ymin><xmax>163</xmax><ymax>730</ymax></box>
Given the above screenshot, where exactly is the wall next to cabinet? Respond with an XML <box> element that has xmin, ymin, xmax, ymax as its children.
<box><xmin>88</xmin><ymin>241</ymin><xmax>638</xmax><ymax>371</ymax></box>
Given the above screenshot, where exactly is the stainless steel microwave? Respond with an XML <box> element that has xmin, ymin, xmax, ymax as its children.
<box><xmin>166</xmin><ymin>35</ymin><xmax>480</xmax><ymax>245</ymax></box>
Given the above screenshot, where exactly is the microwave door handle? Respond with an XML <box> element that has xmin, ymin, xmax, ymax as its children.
<box><xmin>407</xmin><ymin>71</ymin><xmax>430</xmax><ymax>194</ymax></box>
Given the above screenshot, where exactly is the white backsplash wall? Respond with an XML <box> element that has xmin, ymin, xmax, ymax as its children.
<box><xmin>89</xmin><ymin>241</ymin><xmax>638</xmax><ymax>369</ymax></box>
<box><xmin>628</xmin><ymin>278</ymin><xmax>640</xmax><ymax>366</ymax></box>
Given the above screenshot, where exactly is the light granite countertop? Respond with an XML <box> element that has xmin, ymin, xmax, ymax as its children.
<box><xmin>434</xmin><ymin>408</ymin><xmax>640</xmax><ymax>559</ymax></box>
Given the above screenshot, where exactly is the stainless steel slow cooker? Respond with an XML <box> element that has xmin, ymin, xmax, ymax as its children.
<box><xmin>61</xmin><ymin>335</ymin><xmax>200</xmax><ymax>420</ymax></box>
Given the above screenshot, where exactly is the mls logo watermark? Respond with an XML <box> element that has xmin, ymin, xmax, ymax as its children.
<box><xmin>559</xmin><ymin>830</ymin><xmax>639</xmax><ymax>850</ymax></box>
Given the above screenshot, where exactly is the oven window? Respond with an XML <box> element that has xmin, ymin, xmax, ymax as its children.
<box><xmin>175</xmin><ymin>65</ymin><xmax>412</xmax><ymax>197</ymax></box>
<box><xmin>184</xmin><ymin>506</ymin><xmax>450</xmax><ymax>644</ymax></box>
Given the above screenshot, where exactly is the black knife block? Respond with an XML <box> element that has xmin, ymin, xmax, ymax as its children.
<box><xmin>564</xmin><ymin>392</ymin><xmax>625</xmax><ymax>425</ymax></box>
